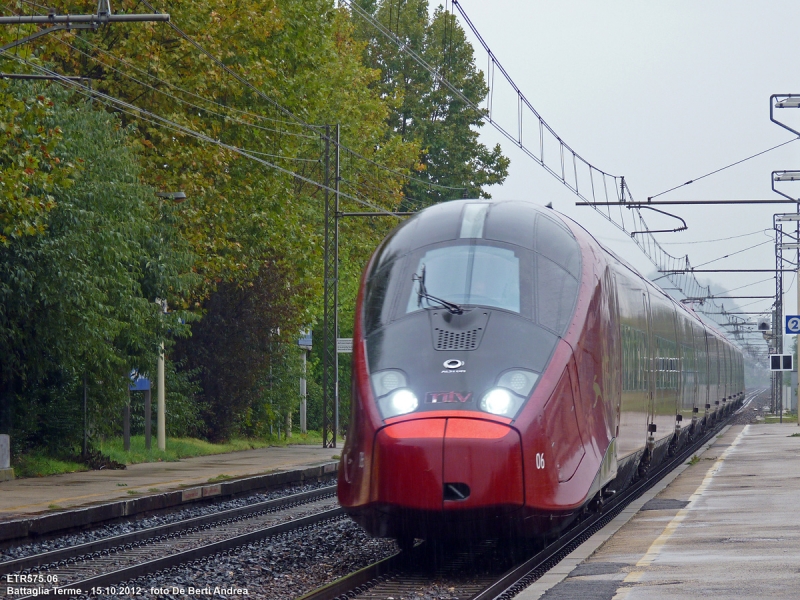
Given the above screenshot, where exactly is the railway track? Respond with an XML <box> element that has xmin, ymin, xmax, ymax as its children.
<box><xmin>301</xmin><ymin>394</ymin><xmax>759</xmax><ymax>600</ymax></box>
<box><xmin>1</xmin><ymin>486</ymin><xmax>342</xmax><ymax>598</ymax></box>
<box><xmin>3</xmin><ymin>392</ymin><xmax>765</xmax><ymax>599</ymax></box>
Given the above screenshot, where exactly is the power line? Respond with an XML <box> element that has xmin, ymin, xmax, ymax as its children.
<box><xmin>3</xmin><ymin>0</ymin><xmax>465</xmax><ymax>197</ymax></box>
<box><xmin>2</xmin><ymin>55</ymin><xmax>407</xmax><ymax>219</ymax></box>
<box><xmin>648</xmin><ymin>138</ymin><xmax>800</xmax><ymax>201</ymax></box>
<box><xmin>659</xmin><ymin>228</ymin><xmax>772</xmax><ymax>245</ymax></box>
<box><xmin>693</xmin><ymin>239</ymin><xmax>773</xmax><ymax>268</ymax></box>
<box><xmin>724</xmin><ymin>276</ymin><xmax>776</xmax><ymax>294</ymax></box>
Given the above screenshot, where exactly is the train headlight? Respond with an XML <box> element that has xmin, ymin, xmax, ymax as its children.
<box><xmin>497</xmin><ymin>369</ymin><xmax>538</xmax><ymax>397</ymax></box>
<box><xmin>379</xmin><ymin>389</ymin><xmax>419</xmax><ymax>418</ymax></box>
<box><xmin>481</xmin><ymin>388</ymin><xmax>514</xmax><ymax>416</ymax></box>
<box><xmin>371</xmin><ymin>370</ymin><xmax>408</xmax><ymax>398</ymax></box>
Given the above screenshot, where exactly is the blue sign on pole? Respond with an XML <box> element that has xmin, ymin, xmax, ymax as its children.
<box><xmin>129</xmin><ymin>370</ymin><xmax>151</xmax><ymax>391</ymax></box>
<box><xmin>298</xmin><ymin>329</ymin><xmax>313</xmax><ymax>348</ymax></box>
<box><xmin>785</xmin><ymin>315</ymin><xmax>800</xmax><ymax>335</ymax></box>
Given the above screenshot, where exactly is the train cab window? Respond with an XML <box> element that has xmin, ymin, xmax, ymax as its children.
<box><xmin>364</xmin><ymin>257</ymin><xmax>405</xmax><ymax>336</ymax></box>
<box><xmin>406</xmin><ymin>244</ymin><xmax>522</xmax><ymax>314</ymax></box>
<box><xmin>535</xmin><ymin>216</ymin><xmax>581</xmax><ymax>278</ymax></box>
<box><xmin>536</xmin><ymin>256</ymin><xmax>578</xmax><ymax>334</ymax></box>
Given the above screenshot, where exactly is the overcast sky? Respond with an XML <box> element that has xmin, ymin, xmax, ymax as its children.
<box><xmin>449</xmin><ymin>1</ymin><xmax>800</xmax><ymax>350</ymax></box>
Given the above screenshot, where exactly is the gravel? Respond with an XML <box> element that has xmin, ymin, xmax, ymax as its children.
<box><xmin>90</xmin><ymin>517</ymin><xmax>398</xmax><ymax>600</ymax></box>
<box><xmin>0</xmin><ymin>479</ymin><xmax>336</xmax><ymax>563</ymax></box>
<box><xmin>729</xmin><ymin>389</ymin><xmax>771</xmax><ymax>426</ymax></box>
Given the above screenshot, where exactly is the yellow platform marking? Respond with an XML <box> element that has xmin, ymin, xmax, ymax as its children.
<box><xmin>611</xmin><ymin>425</ymin><xmax>748</xmax><ymax>599</ymax></box>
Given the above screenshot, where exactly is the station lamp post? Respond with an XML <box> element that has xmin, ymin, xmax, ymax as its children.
<box><xmin>154</xmin><ymin>191</ymin><xmax>186</xmax><ymax>450</ymax></box>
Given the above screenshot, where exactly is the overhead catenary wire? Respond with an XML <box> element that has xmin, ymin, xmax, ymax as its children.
<box><xmin>659</xmin><ymin>228</ymin><xmax>772</xmax><ymax>245</ymax></box>
<box><xmin>648</xmin><ymin>137</ymin><xmax>800</xmax><ymax>201</ymax></box>
<box><xmin>693</xmin><ymin>239</ymin><xmax>773</xmax><ymax>268</ymax></box>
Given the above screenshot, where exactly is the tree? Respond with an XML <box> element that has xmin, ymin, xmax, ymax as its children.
<box><xmin>0</xmin><ymin>82</ymin><xmax>194</xmax><ymax>452</ymax></box>
<box><xmin>353</xmin><ymin>0</ymin><xmax>509</xmax><ymax>207</ymax></box>
<box><xmin>173</xmin><ymin>260</ymin><xmax>309</xmax><ymax>441</ymax></box>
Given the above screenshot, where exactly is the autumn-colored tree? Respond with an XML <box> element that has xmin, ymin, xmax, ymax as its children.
<box><xmin>13</xmin><ymin>0</ymin><xmax>420</xmax><ymax>436</ymax></box>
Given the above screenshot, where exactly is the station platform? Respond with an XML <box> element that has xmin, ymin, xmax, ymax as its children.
<box><xmin>523</xmin><ymin>423</ymin><xmax>800</xmax><ymax>600</ymax></box>
<box><xmin>0</xmin><ymin>445</ymin><xmax>338</xmax><ymax>541</ymax></box>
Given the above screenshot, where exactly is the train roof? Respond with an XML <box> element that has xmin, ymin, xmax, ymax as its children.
<box><xmin>378</xmin><ymin>199</ymin><xmax>572</xmax><ymax>256</ymax></box>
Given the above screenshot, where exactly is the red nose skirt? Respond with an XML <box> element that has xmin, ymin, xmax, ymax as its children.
<box><xmin>368</xmin><ymin>418</ymin><xmax>525</xmax><ymax>539</ymax></box>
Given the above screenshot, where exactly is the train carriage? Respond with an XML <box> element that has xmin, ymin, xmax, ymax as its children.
<box><xmin>338</xmin><ymin>199</ymin><xmax>744</xmax><ymax>544</ymax></box>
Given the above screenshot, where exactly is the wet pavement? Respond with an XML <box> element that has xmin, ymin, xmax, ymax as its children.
<box><xmin>520</xmin><ymin>423</ymin><xmax>800</xmax><ymax>600</ymax></box>
<box><xmin>0</xmin><ymin>445</ymin><xmax>338</xmax><ymax>518</ymax></box>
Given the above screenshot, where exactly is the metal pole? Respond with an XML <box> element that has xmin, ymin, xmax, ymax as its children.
<box><xmin>0</xmin><ymin>13</ymin><xmax>170</xmax><ymax>23</ymax></box>
<box><xmin>796</xmin><ymin>206</ymin><xmax>799</xmax><ymax>424</ymax></box>
<box><xmin>322</xmin><ymin>126</ymin><xmax>332</xmax><ymax>448</ymax></box>
<box><xmin>144</xmin><ymin>389</ymin><xmax>152</xmax><ymax>450</ymax></box>
<box><xmin>334</xmin><ymin>124</ymin><xmax>340</xmax><ymax>442</ymax></box>
<box><xmin>300</xmin><ymin>350</ymin><xmax>307</xmax><ymax>434</ymax></box>
<box><xmin>83</xmin><ymin>373</ymin><xmax>88</xmax><ymax>456</ymax></box>
<box><xmin>123</xmin><ymin>389</ymin><xmax>131</xmax><ymax>451</ymax></box>
<box><xmin>776</xmin><ymin>217</ymin><xmax>784</xmax><ymax>418</ymax></box>
<box><xmin>157</xmin><ymin>300</ymin><xmax>166</xmax><ymax>451</ymax></box>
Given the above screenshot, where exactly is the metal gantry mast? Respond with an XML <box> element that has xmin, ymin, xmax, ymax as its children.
<box><xmin>321</xmin><ymin>125</ymin><xmax>340</xmax><ymax>448</ymax></box>
<box><xmin>769</xmin><ymin>94</ymin><xmax>800</xmax><ymax>417</ymax></box>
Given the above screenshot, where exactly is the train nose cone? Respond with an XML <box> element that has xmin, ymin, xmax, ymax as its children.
<box><xmin>372</xmin><ymin>418</ymin><xmax>524</xmax><ymax>510</ymax></box>
<box><xmin>442</xmin><ymin>418</ymin><xmax>523</xmax><ymax>509</ymax></box>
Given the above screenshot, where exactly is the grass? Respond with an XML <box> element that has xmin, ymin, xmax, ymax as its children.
<box><xmin>13</xmin><ymin>453</ymin><xmax>89</xmax><ymax>478</ymax></box>
<box><xmin>99</xmin><ymin>430</ymin><xmax>324</xmax><ymax>466</ymax></box>
<box><xmin>762</xmin><ymin>413</ymin><xmax>798</xmax><ymax>424</ymax></box>
<box><xmin>207</xmin><ymin>474</ymin><xmax>233</xmax><ymax>483</ymax></box>
<box><xmin>687</xmin><ymin>455</ymin><xmax>700</xmax><ymax>466</ymax></box>
<box><xmin>11</xmin><ymin>430</ymin><xmax>327</xmax><ymax>478</ymax></box>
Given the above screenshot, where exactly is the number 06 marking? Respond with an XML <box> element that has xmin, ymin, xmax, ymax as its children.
<box><xmin>536</xmin><ymin>453</ymin><xmax>545</xmax><ymax>469</ymax></box>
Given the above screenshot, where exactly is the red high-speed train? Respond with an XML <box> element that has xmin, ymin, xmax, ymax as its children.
<box><xmin>337</xmin><ymin>199</ymin><xmax>744</xmax><ymax>544</ymax></box>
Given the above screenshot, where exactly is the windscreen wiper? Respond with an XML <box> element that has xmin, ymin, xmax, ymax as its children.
<box><xmin>412</xmin><ymin>265</ymin><xmax>464</xmax><ymax>315</ymax></box>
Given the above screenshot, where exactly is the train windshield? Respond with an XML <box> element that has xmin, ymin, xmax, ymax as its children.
<box><xmin>407</xmin><ymin>245</ymin><xmax>521</xmax><ymax>314</ymax></box>
<box><xmin>364</xmin><ymin>238</ymin><xmax>580</xmax><ymax>336</ymax></box>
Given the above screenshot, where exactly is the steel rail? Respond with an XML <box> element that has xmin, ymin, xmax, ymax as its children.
<box><xmin>296</xmin><ymin>550</ymin><xmax>406</xmax><ymax>600</ymax></box>
<box><xmin>20</xmin><ymin>507</ymin><xmax>345</xmax><ymax>599</ymax></box>
<box><xmin>1</xmin><ymin>485</ymin><xmax>336</xmax><ymax>576</ymax></box>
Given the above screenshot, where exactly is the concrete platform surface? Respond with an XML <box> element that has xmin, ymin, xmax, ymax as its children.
<box><xmin>0</xmin><ymin>445</ymin><xmax>338</xmax><ymax>518</ymax></box>
<box><xmin>523</xmin><ymin>424</ymin><xmax>800</xmax><ymax>600</ymax></box>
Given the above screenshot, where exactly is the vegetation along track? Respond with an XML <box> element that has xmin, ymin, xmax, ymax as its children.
<box><xmin>303</xmin><ymin>391</ymin><xmax>762</xmax><ymax>600</ymax></box>
<box><xmin>2</xmin><ymin>486</ymin><xmax>340</xmax><ymax>598</ymax></box>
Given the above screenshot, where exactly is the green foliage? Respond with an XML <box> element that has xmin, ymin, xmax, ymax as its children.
<box><xmin>173</xmin><ymin>261</ymin><xmax>310</xmax><ymax>441</ymax></box>
<box><xmin>0</xmin><ymin>82</ymin><xmax>194</xmax><ymax>451</ymax></box>
<box><xmin>354</xmin><ymin>0</ymin><xmax>510</xmax><ymax>208</ymax></box>
<box><xmin>0</xmin><ymin>80</ymin><xmax>74</xmax><ymax>244</ymax></box>
<box><xmin>239</xmin><ymin>342</ymin><xmax>307</xmax><ymax>439</ymax></box>
<box><xmin>1</xmin><ymin>0</ymin><xmax>510</xmax><ymax>453</ymax></box>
